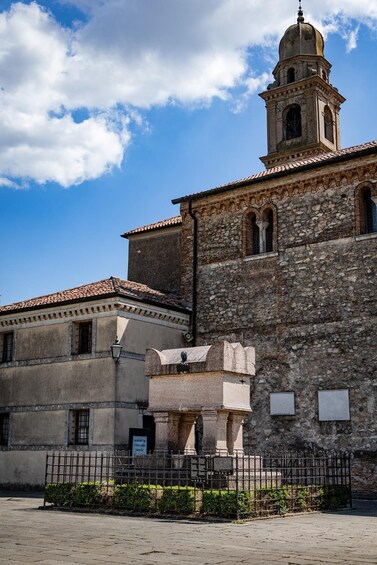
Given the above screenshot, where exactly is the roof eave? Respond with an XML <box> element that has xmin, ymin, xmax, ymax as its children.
<box><xmin>172</xmin><ymin>144</ymin><xmax>377</xmax><ymax>205</ymax></box>
<box><xmin>0</xmin><ymin>290</ymin><xmax>191</xmax><ymax>317</ymax></box>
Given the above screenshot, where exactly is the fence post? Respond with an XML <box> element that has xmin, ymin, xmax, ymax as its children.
<box><xmin>348</xmin><ymin>454</ymin><xmax>353</xmax><ymax>509</ymax></box>
<box><xmin>235</xmin><ymin>454</ymin><xmax>239</xmax><ymax>520</ymax></box>
<box><xmin>43</xmin><ymin>452</ymin><xmax>50</xmax><ymax>507</ymax></box>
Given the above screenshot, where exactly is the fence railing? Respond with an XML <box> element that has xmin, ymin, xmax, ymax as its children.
<box><xmin>44</xmin><ymin>451</ymin><xmax>352</xmax><ymax>519</ymax></box>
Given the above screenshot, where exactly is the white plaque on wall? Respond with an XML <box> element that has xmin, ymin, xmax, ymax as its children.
<box><xmin>318</xmin><ymin>389</ymin><xmax>350</xmax><ymax>421</ymax></box>
<box><xmin>270</xmin><ymin>392</ymin><xmax>295</xmax><ymax>416</ymax></box>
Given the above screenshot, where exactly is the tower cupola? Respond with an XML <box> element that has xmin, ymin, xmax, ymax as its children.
<box><xmin>259</xmin><ymin>2</ymin><xmax>345</xmax><ymax>169</ymax></box>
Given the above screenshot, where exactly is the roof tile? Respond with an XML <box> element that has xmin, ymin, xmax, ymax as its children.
<box><xmin>0</xmin><ymin>277</ymin><xmax>189</xmax><ymax>315</ymax></box>
<box><xmin>172</xmin><ymin>140</ymin><xmax>377</xmax><ymax>203</ymax></box>
<box><xmin>122</xmin><ymin>216</ymin><xmax>182</xmax><ymax>237</ymax></box>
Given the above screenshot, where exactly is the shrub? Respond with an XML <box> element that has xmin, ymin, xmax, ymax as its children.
<box><xmin>45</xmin><ymin>482</ymin><xmax>106</xmax><ymax>508</ymax></box>
<box><xmin>114</xmin><ymin>484</ymin><xmax>156</xmax><ymax>512</ymax></box>
<box><xmin>256</xmin><ymin>486</ymin><xmax>291</xmax><ymax>515</ymax></box>
<box><xmin>45</xmin><ymin>483</ymin><xmax>75</xmax><ymax>507</ymax></box>
<box><xmin>71</xmin><ymin>482</ymin><xmax>103</xmax><ymax>508</ymax></box>
<box><xmin>203</xmin><ymin>490</ymin><xmax>253</xmax><ymax>517</ymax></box>
<box><xmin>325</xmin><ymin>485</ymin><xmax>350</xmax><ymax>509</ymax></box>
<box><xmin>158</xmin><ymin>486</ymin><xmax>195</xmax><ymax>515</ymax></box>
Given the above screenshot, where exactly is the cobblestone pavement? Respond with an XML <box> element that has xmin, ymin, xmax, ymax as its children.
<box><xmin>0</xmin><ymin>496</ymin><xmax>376</xmax><ymax>564</ymax></box>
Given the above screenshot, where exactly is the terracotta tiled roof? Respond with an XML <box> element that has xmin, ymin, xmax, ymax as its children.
<box><xmin>0</xmin><ymin>277</ymin><xmax>190</xmax><ymax>315</ymax></box>
<box><xmin>122</xmin><ymin>216</ymin><xmax>182</xmax><ymax>238</ymax></box>
<box><xmin>172</xmin><ymin>140</ymin><xmax>377</xmax><ymax>204</ymax></box>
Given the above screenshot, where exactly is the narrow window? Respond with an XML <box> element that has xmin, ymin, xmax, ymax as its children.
<box><xmin>69</xmin><ymin>409</ymin><xmax>90</xmax><ymax>446</ymax></box>
<box><xmin>265</xmin><ymin>209</ymin><xmax>274</xmax><ymax>252</ymax></box>
<box><xmin>287</xmin><ymin>67</ymin><xmax>295</xmax><ymax>83</ymax></box>
<box><xmin>285</xmin><ymin>105</ymin><xmax>302</xmax><ymax>139</ymax></box>
<box><xmin>2</xmin><ymin>332</ymin><xmax>14</xmax><ymax>363</ymax></box>
<box><xmin>324</xmin><ymin>106</ymin><xmax>334</xmax><ymax>143</ymax></box>
<box><xmin>363</xmin><ymin>188</ymin><xmax>377</xmax><ymax>234</ymax></box>
<box><xmin>76</xmin><ymin>321</ymin><xmax>92</xmax><ymax>354</ymax></box>
<box><xmin>251</xmin><ymin>214</ymin><xmax>260</xmax><ymax>255</ymax></box>
<box><xmin>0</xmin><ymin>413</ymin><xmax>10</xmax><ymax>446</ymax></box>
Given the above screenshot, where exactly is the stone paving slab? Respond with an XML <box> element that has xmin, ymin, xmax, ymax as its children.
<box><xmin>0</xmin><ymin>496</ymin><xmax>376</xmax><ymax>564</ymax></box>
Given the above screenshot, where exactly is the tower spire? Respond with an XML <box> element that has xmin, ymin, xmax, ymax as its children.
<box><xmin>297</xmin><ymin>1</ymin><xmax>304</xmax><ymax>23</ymax></box>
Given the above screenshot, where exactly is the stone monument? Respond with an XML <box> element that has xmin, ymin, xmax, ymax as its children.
<box><xmin>145</xmin><ymin>341</ymin><xmax>254</xmax><ymax>455</ymax></box>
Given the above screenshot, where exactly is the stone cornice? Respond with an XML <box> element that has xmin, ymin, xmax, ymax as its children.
<box><xmin>189</xmin><ymin>158</ymin><xmax>377</xmax><ymax>217</ymax></box>
<box><xmin>260</xmin><ymin>74</ymin><xmax>345</xmax><ymax>104</ymax></box>
<box><xmin>0</xmin><ymin>297</ymin><xmax>190</xmax><ymax>328</ymax></box>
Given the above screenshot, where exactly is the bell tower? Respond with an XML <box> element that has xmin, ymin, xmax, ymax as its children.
<box><xmin>260</xmin><ymin>2</ymin><xmax>345</xmax><ymax>169</ymax></box>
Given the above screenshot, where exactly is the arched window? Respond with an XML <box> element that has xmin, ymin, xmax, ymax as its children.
<box><xmin>251</xmin><ymin>213</ymin><xmax>260</xmax><ymax>255</ymax></box>
<box><xmin>264</xmin><ymin>209</ymin><xmax>274</xmax><ymax>252</ymax></box>
<box><xmin>285</xmin><ymin>105</ymin><xmax>302</xmax><ymax>140</ymax></box>
<box><xmin>322</xmin><ymin>70</ymin><xmax>328</xmax><ymax>82</ymax></box>
<box><xmin>356</xmin><ymin>185</ymin><xmax>377</xmax><ymax>235</ymax></box>
<box><xmin>245</xmin><ymin>208</ymin><xmax>275</xmax><ymax>256</ymax></box>
<box><xmin>363</xmin><ymin>188</ymin><xmax>377</xmax><ymax>234</ymax></box>
<box><xmin>287</xmin><ymin>67</ymin><xmax>295</xmax><ymax>83</ymax></box>
<box><xmin>324</xmin><ymin>106</ymin><xmax>334</xmax><ymax>143</ymax></box>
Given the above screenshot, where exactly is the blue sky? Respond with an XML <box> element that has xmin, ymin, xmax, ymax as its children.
<box><xmin>1</xmin><ymin>0</ymin><xmax>377</xmax><ymax>305</ymax></box>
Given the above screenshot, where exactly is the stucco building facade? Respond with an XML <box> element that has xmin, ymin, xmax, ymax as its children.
<box><xmin>0</xmin><ymin>277</ymin><xmax>189</xmax><ymax>486</ymax></box>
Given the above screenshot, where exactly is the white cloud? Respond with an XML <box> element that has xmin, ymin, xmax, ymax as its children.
<box><xmin>345</xmin><ymin>26</ymin><xmax>360</xmax><ymax>51</ymax></box>
<box><xmin>0</xmin><ymin>177</ymin><xmax>20</xmax><ymax>188</ymax></box>
<box><xmin>0</xmin><ymin>0</ymin><xmax>377</xmax><ymax>187</ymax></box>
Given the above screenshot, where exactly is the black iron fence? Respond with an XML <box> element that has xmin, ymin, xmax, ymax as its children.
<box><xmin>44</xmin><ymin>451</ymin><xmax>351</xmax><ymax>519</ymax></box>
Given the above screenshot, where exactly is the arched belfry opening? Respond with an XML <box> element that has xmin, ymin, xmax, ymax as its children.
<box><xmin>259</xmin><ymin>2</ymin><xmax>345</xmax><ymax>168</ymax></box>
<box><xmin>285</xmin><ymin>105</ymin><xmax>302</xmax><ymax>140</ymax></box>
<box><xmin>324</xmin><ymin>106</ymin><xmax>334</xmax><ymax>143</ymax></box>
<box><xmin>287</xmin><ymin>67</ymin><xmax>295</xmax><ymax>83</ymax></box>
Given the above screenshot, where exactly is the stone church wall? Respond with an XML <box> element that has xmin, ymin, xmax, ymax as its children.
<box><xmin>128</xmin><ymin>228</ymin><xmax>181</xmax><ymax>294</ymax></box>
<box><xmin>180</xmin><ymin>156</ymin><xmax>377</xmax><ymax>492</ymax></box>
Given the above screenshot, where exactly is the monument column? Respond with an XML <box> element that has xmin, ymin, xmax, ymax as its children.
<box><xmin>201</xmin><ymin>409</ymin><xmax>219</xmax><ymax>454</ymax></box>
<box><xmin>216</xmin><ymin>411</ymin><xmax>230</xmax><ymax>454</ymax></box>
<box><xmin>153</xmin><ymin>412</ymin><xmax>169</xmax><ymax>452</ymax></box>
<box><xmin>227</xmin><ymin>413</ymin><xmax>245</xmax><ymax>455</ymax></box>
<box><xmin>154</xmin><ymin>412</ymin><xmax>181</xmax><ymax>452</ymax></box>
<box><xmin>168</xmin><ymin>413</ymin><xmax>181</xmax><ymax>452</ymax></box>
<box><xmin>202</xmin><ymin>409</ymin><xmax>229</xmax><ymax>454</ymax></box>
<box><xmin>178</xmin><ymin>413</ymin><xmax>197</xmax><ymax>454</ymax></box>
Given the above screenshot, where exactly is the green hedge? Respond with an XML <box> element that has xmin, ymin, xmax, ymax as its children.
<box><xmin>114</xmin><ymin>484</ymin><xmax>157</xmax><ymax>512</ymax></box>
<box><xmin>326</xmin><ymin>485</ymin><xmax>350</xmax><ymax>509</ymax></box>
<box><xmin>254</xmin><ymin>485</ymin><xmax>348</xmax><ymax>515</ymax></box>
<box><xmin>45</xmin><ymin>481</ymin><xmax>107</xmax><ymax>508</ymax></box>
<box><xmin>72</xmin><ymin>482</ymin><xmax>103</xmax><ymax>508</ymax></box>
<box><xmin>203</xmin><ymin>490</ymin><xmax>253</xmax><ymax>517</ymax></box>
<box><xmin>157</xmin><ymin>486</ymin><xmax>196</xmax><ymax>515</ymax></box>
<box><xmin>45</xmin><ymin>482</ymin><xmax>349</xmax><ymax>517</ymax></box>
<box><xmin>45</xmin><ymin>483</ymin><xmax>75</xmax><ymax>507</ymax></box>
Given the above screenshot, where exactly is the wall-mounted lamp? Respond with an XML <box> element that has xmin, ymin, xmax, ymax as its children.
<box><xmin>111</xmin><ymin>338</ymin><xmax>123</xmax><ymax>363</ymax></box>
<box><xmin>136</xmin><ymin>400</ymin><xmax>149</xmax><ymax>414</ymax></box>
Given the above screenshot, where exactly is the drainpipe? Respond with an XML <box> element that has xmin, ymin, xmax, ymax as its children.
<box><xmin>188</xmin><ymin>199</ymin><xmax>198</xmax><ymax>346</ymax></box>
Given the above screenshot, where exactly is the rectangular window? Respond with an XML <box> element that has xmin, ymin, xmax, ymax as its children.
<box><xmin>0</xmin><ymin>413</ymin><xmax>10</xmax><ymax>446</ymax></box>
<box><xmin>1</xmin><ymin>332</ymin><xmax>14</xmax><ymax>363</ymax></box>
<box><xmin>78</xmin><ymin>322</ymin><xmax>92</xmax><ymax>354</ymax></box>
<box><xmin>69</xmin><ymin>409</ymin><xmax>90</xmax><ymax>445</ymax></box>
<box><xmin>72</xmin><ymin>321</ymin><xmax>92</xmax><ymax>355</ymax></box>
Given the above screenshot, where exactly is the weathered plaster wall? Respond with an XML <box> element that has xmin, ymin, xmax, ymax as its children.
<box><xmin>0</xmin><ymin>298</ymin><xmax>189</xmax><ymax>486</ymax></box>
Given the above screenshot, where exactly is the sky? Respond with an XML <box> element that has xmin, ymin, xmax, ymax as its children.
<box><xmin>1</xmin><ymin>0</ymin><xmax>377</xmax><ymax>305</ymax></box>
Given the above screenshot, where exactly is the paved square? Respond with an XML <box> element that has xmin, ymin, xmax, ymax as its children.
<box><xmin>0</xmin><ymin>495</ymin><xmax>376</xmax><ymax>564</ymax></box>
